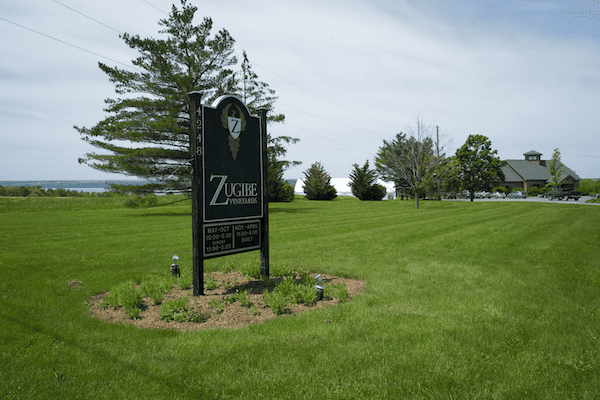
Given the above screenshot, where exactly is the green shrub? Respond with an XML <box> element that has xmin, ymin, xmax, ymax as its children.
<box><xmin>528</xmin><ymin>187</ymin><xmax>540</xmax><ymax>197</ymax></box>
<box><xmin>302</xmin><ymin>162</ymin><xmax>337</xmax><ymax>200</ymax></box>
<box><xmin>349</xmin><ymin>161</ymin><xmax>386</xmax><ymax>200</ymax></box>
<box><xmin>125</xmin><ymin>194</ymin><xmax>159</xmax><ymax>208</ymax></box>
<box><xmin>269</xmin><ymin>179</ymin><xmax>295</xmax><ymax>202</ymax></box>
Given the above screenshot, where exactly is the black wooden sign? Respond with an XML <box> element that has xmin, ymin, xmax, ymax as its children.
<box><xmin>201</xmin><ymin>96</ymin><xmax>263</xmax><ymax>258</ymax></box>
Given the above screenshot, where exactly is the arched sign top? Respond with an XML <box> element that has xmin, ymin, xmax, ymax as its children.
<box><xmin>210</xmin><ymin>95</ymin><xmax>258</xmax><ymax>119</ymax></box>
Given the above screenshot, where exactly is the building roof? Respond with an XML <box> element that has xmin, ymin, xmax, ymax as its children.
<box><xmin>523</xmin><ymin>150</ymin><xmax>543</xmax><ymax>156</ymax></box>
<box><xmin>502</xmin><ymin>159</ymin><xmax>581</xmax><ymax>183</ymax></box>
<box><xmin>504</xmin><ymin>160</ymin><xmax>550</xmax><ymax>181</ymax></box>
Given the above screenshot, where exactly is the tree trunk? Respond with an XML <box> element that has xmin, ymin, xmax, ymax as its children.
<box><xmin>415</xmin><ymin>194</ymin><xmax>420</xmax><ymax>209</ymax></box>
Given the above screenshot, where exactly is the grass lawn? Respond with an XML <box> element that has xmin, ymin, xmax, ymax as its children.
<box><xmin>1</xmin><ymin>196</ymin><xmax>599</xmax><ymax>399</ymax></box>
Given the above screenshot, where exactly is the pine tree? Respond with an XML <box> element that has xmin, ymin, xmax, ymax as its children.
<box><xmin>349</xmin><ymin>160</ymin><xmax>386</xmax><ymax>200</ymax></box>
<box><xmin>75</xmin><ymin>1</ymin><xmax>297</xmax><ymax>195</ymax></box>
<box><xmin>302</xmin><ymin>162</ymin><xmax>337</xmax><ymax>200</ymax></box>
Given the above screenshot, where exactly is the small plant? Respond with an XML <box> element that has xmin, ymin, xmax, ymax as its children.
<box><xmin>159</xmin><ymin>297</ymin><xmax>203</xmax><ymax>322</ymax></box>
<box><xmin>178</xmin><ymin>273</ymin><xmax>193</xmax><ymax>290</ymax></box>
<box><xmin>99</xmin><ymin>297</ymin><xmax>112</xmax><ymax>310</ymax></box>
<box><xmin>325</xmin><ymin>282</ymin><xmax>349</xmax><ymax>301</ymax></box>
<box><xmin>251</xmin><ymin>304</ymin><xmax>259</xmax><ymax>316</ymax></box>
<box><xmin>237</xmin><ymin>289</ymin><xmax>250</xmax><ymax>307</ymax></box>
<box><xmin>119</xmin><ymin>286</ymin><xmax>144</xmax><ymax>311</ymax></box>
<box><xmin>272</xmin><ymin>264</ymin><xmax>294</xmax><ymax>278</ymax></box>
<box><xmin>263</xmin><ymin>289</ymin><xmax>288</xmax><ymax>315</ymax></box>
<box><xmin>299</xmin><ymin>271</ymin><xmax>312</xmax><ymax>286</ymax></box>
<box><xmin>205</xmin><ymin>276</ymin><xmax>219</xmax><ymax>291</ymax></box>
<box><xmin>208</xmin><ymin>299</ymin><xmax>224</xmax><ymax>314</ymax></box>
<box><xmin>107</xmin><ymin>281</ymin><xmax>144</xmax><ymax>319</ymax></box>
<box><xmin>126</xmin><ymin>306</ymin><xmax>142</xmax><ymax>320</ymax></box>
<box><xmin>299</xmin><ymin>285</ymin><xmax>318</xmax><ymax>306</ymax></box>
<box><xmin>261</xmin><ymin>275</ymin><xmax>277</xmax><ymax>288</ymax></box>
<box><xmin>141</xmin><ymin>278</ymin><xmax>166</xmax><ymax>305</ymax></box>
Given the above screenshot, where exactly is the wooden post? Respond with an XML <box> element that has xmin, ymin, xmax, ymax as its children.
<box><xmin>258</xmin><ymin>108</ymin><xmax>269</xmax><ymax>278</ymax></box>
<box><xmin>188</xmin><ymin>91</ymin><xmax>204</xmax><ymax>296</ymax></box>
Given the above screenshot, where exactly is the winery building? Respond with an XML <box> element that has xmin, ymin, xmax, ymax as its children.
<box><xmin>500</xmin><ymin>150</ymin><xmax>581</xmax><ymax>192</ymax></box>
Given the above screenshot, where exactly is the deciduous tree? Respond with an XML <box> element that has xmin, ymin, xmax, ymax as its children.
<box><xmin>375</xmin><ymin>114</ymin><xmax>437</xmax><ymax>209</ymax></box>
<box><xmin>547</xmin><ymin>148</ymin><xmax>563</xmax><ymax>203</ymax></box>
<box><xmin>453</xmin><ymin>134</ymin><xmax>505</xmax><ymax>202</ymax></box>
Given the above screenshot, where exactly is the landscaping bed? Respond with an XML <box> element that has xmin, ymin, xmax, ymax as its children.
<box><xmin>88</xmin><ymin>270</ymin><xmax>365</xmax><ymax>331</ymax></box>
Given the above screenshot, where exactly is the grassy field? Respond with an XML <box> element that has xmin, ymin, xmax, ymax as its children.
<box><xmin>1</xmin><ymin>196</ymin><xmax>599</xmax><ymax>399</ymax></box>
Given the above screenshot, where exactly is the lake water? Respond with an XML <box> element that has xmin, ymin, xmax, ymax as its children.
<box><xmin>0</xmin><ymin>180</ymin><xmax>152</xmax><ymax>194</ymax></box>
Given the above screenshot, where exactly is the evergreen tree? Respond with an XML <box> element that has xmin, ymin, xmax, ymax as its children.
<box><xmin>302</xmin><ymin>162</ymin><xmax>337</xmax><ymax>200</ymax></box>
<box><xmin>75</xmin><ymin>1</ymin><xmax>297</xmax><ymax>195</ymax></box>
<box><xmin>349</xmin><ymin>160</ymin><xmax>386</xmax><ymax>200</ymax></box>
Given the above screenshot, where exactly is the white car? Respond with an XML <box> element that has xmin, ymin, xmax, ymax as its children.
<box><xmin>491</xmin><ymin>191</ymin><xmax>506</xmax><ymax>199</ymax></box>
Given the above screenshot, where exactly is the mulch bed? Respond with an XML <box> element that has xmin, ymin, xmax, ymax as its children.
<box><xmin>88</xmin><ymin>270</ymin><xmax>365</xmax><ymax>331</ymax></box>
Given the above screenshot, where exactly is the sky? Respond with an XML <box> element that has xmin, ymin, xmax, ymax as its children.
<box><xmin>1</xmin><ymin>0</ymin><xmax>599</xmax><ymax>181</ymax></box>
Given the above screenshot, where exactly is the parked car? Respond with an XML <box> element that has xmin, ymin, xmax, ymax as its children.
<box><xmin>475</xmin><ymin>191</ymin><xmax>492</xmax><ymax>199</ymax></box>
<box><xmin>507</xmin><ymin>191</ymin><xmax>527</xmax><ymax>199</ymax></box>
<box><xmin>458</xmin><ymin>190</ymin><xmax>470</xmax><ymax>199</ymax></box>
<box><xmin>491</xmin><ymin>191</ymin><xmax>506</xmax><ymax>199</ymax></box>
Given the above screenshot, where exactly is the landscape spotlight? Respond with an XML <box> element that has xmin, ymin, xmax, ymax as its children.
<box><xmin>170</xmin><ymin>254</ymin><xmax>180</xmax><ymax>278</ymax></box>
<box><xmin>315</xmin><ymin>285</ymin><xmax>324</xmax><ymax>301</ymax></box>
<box><xmin>315</xmin><ymin>274</ymin><xmax>323</xmax><ymax>285</ymax></box>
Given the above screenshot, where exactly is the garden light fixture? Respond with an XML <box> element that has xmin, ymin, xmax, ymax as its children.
<box><xmin>170</xmin><ymin>254</ymin><xmax>180</xmax><ymax>277</ymax></box>
<box><xmin>315</xmin><ymin>285</ymin><xmax>324</xmax><ymax>301</ymax></box>
<box><xmin>315</xmin><ymin>274</ymin><xmax>323</xmax><ymax>285</ymax></box>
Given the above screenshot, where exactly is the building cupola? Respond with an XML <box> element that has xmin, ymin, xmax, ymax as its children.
<box><xmin>524</xmin><ymin>150</ymin><xmax>542</xmax><ymax>165</ymax></box>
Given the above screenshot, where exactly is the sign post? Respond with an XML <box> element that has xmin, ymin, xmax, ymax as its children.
<box><xmin>258</xmin><ymin>108</ymin><xmax>269</xmax><ymax>278</ymax></box>
<box><xmin>190</xmin><ymin>95</ymin><xmax>269</xmax><ymax>296</ymax></box>
<box><xmin>188</xmin><ymin>91</ymin><xmax>204</xmax><ymax>296</ymax></box>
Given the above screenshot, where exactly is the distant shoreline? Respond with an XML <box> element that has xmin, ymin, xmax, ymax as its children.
<box><xmin>0</xmin><ymin>180</ymin><xmax>152</xmax><ymax>189</ymax></box>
